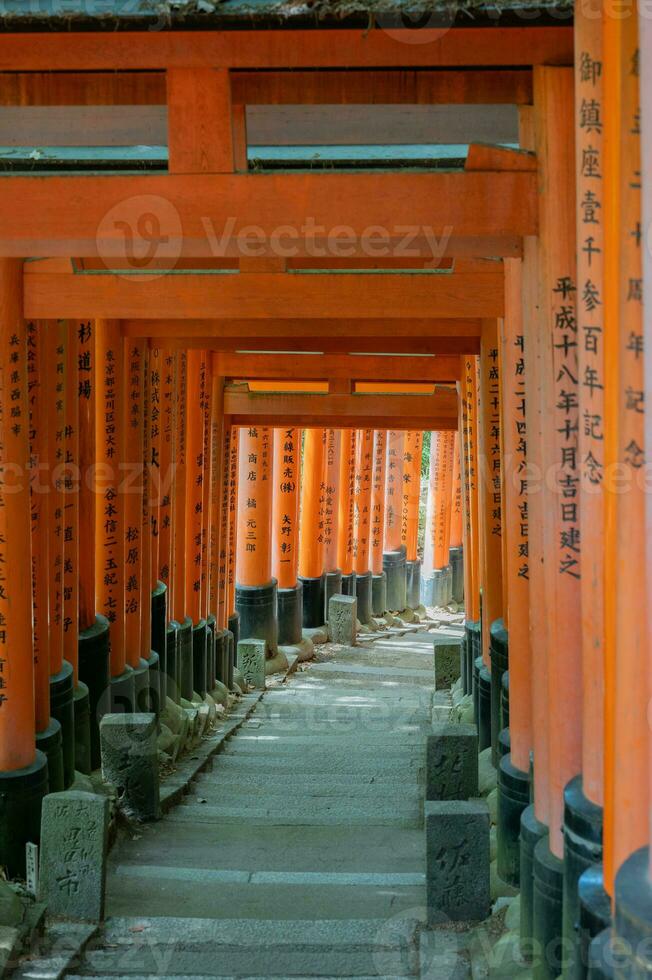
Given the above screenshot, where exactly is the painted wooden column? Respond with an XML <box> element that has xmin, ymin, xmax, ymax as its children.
<box><xmin>44</xmin><ymin>320</ymin><xmax>76</xmax><ymax>786</ymax></box>
<box><xmin>383</xmin><ymin>429</ymin><xmax>407</xmax><ymax>611</ymax></box>
<box><xmin>370</xmin><ymin>430</ymin><xmax>388</xmax><ymax>616</ymax></box>
<box><xmin>149</xmin><ymin>347</ymin><xmax>168</xmax><ymax>704</ymax></box>
<box><xmin>235</xmin><ymin>425</ymin><xmax>277</xmax><ymax>653</ymax></box>
<box><xmin>272</xmin><ymin>427</ymin><xmax>302</xmax><ymax>646</ymax></box>
<box><xmin>185</xmin><ymin>350</ymin><xmax>208</xmax><ymax>698</ymax></box>
<box><xmin>529</xmin><ymin>66</ymin><xmax>582</xmax><ymax>974</ymax></box>
<box><xmin>157</xmin><ymin>350</ymin><xmax>178</xmax><ymax>702</ymax></box>
<box><xmin>218</xmin><ymin>425</ymin><xmax>231</xmax><ymax>634</ymax></box>
<box><xmin>298</xmin><ymin>428</ymin><xmax>326</xmax><ymax>628</ymax></box>
<box><xmin>401</xmin><ymin>430</ymin><xmax>422</xmax><ymax>610</ymax></box>
<box><xmin>227</xmin><ymin>423</ymin><xmax>239</xmax><ymax>646</ymax></box>
<box><xmin>495</xmin><ymin>258</ymin><xmax>532</xmax><ymax>889</ymax></box>
<box><xmin>461</xmin><ymin>357</ymin><xmax>482</xmax><ymax>700</ymax></box>
<box><xmin>140</xmin><ymin>347</ymin><xmax>160</xmax><ymax>712</ymax></box>
<box><xmin>449</xmin><ymin>433</ymin><xmax>464</xmax><ymax>604</ymax></box>
<box><xmin>206</xmin><ymin>372</ymin><xmax>226</xmax><ymax>691</ymax></box>
<box><xmin>422</xmin><ymin>431</ymin><xmax>455</xmax><ymax>609</ymax></box>
<box><xmin>322</xmin><ymin>428</ymin><xmax>342</xmax><ymax>610</ymax></box>
<box><xmin>0</xmin><ymin>262</ymin><xmax>48</xmax><ymax>878</ymax></box>
<box><xmin>337</xmin><ymin>428</ymin><xmax>356</xmax><ymax>598</ymax></box>
<box><xmin>171</xmin><ymin>350</ymin><xmax>192</xmax><ymax>703</ymax></box>
<box><xmin>353</xmin><ymin>428</ymin><xmax>374</xmax><ymax>624</ymax></box>
<box><xmin>28</xmin><ymin>320</ymin><xmax>62</xmax><ymax>790</ymax></box>
<box><xmin>123</xmin><ymin>338</ymin><xmax>150</xmax><ymax>706</ymax></box>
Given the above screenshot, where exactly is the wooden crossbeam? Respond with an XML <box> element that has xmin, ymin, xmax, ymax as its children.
<box><xmin>147</xmin><ymin>334</ymin><xmax>480</xmax><ymax>355</ymax></box>
<box><xmin>223</xmin><ymin>388</ymin><xmax>459</xmax><ymax>430</ymax></box>
<box><xmin>2</xmin><ymin>172</ymin><xmax>535</xmax><ymax>259</ymax></box>
<box><xmin>24</xmin><ymin>270</ymin><xmax>504</xmax><ymax>320</ymax></box>
<box><xmin>0</xmin><ymin>27</ymin><xmax>573</xmax><ymax>71</ymax></box>
<box><xmin>211</xmin><ymin>351</ymin><xmax>461</xmax><ymax>382</ymax></box>
<box><xmin>0</xmin><ymin>69</ymin><xmax>533</xmax><ymax>106</ymax></box>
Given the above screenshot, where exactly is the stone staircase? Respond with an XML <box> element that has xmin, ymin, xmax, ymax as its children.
<box><xmin>67</xmin><ymin>632</ymin><xmax>441</xmax><ymax>979</ymax></box>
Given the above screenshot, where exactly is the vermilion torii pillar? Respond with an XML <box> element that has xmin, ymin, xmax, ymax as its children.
<box><xmin>0</xmin><ymin>261</ymin><xmax>48</xmax><ymax>878</ymax></box>
<box><xmin>149</xmin><ymin>348</ymin><xmax>168</xmax><ymax>707</ymax></box>
<box><xmin>353</xmin><ymin>428</ymin><xmax>373</xmax><ymax>624</ymax></box>
<box><xmin>235</xmin><ymin>425</ymin><xmax>278</xmax><ymax>654</ymax></box>
<box><xmin>77</xmin><ymin>318</ymin><xmax>110</xmax><ymax>771</ymax></box>
<box><xmin>28</xmin><ymin>320</ymin><xmax>64</xmax><ymax>794</ymax></box>
<box><xmin>185</xmin><ymin>350</ymin><xmax>208</xmax><ymax>698</ymax></box>
<box><xmin>383</xmin><ymin>429</ymin><xmax>407</xmax><ymax>612</ymax></box>
<box><xmin>421</xmin><ymin>431</ymin><xmax>455</xmax><ymax>609</ymax></box>
<box><xmin>401</xmin><ymin>430</ymin><xmax>422</xmax><ymax>610</ymax></box>
<box><xmin>227</xmin><ymin>424</ymin><xmax>240</xmax><ymax>649</ymax></box>
<box><xmin>95</xmin><ymin>319</ymin><xmax>135</xmax><ymax>712</ymax></box>
<box><xmin>272</xmin><ymin>427</ymin><xmax>302</xmax><ymax>646</ymax></box>
<box><xmin>337</xmin><ymin>428</ymin><xmax>357</xmax><ymax>597</ymax></box>
<box><xmin>461</xmin><ymin>357</ymin><xmax>482</xmax><ymax>697</ymax></box>
<box><xmin>449</xmin><ymin>434</ymin><xmax>465</xmax><ymax>604</ymax></box>
<box><xmin>158</xmin><ymin>350</ymin><xmax>179</xmax><ymax>701</ymax></box>
<box><xmin>298</xmin><ymin>428</ymin><xmax>326</xmax><ymax>628</ymax></box>
<box><xmin>322</xmin><ymin>428</ymin><xmax>342</xmax><ymax>611</ymax></box>
<box><xmin>370</xmin><ymin>430</ymin><xmax>388</xmax><ymax>616</ymax></box>
<box><xmin>141</xmin><ymin>347</ymin><xmax>161</xmax><ymax>712</ymax></box>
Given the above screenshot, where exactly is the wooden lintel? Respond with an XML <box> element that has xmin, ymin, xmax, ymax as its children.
<box><xmin>223</xmin><ymin>389</ymin><xmax>459</xmax><ymax>430</ymax></box>
<box><xmin>0</xmin><ymin>27</ymin><xmax>573</xmax><ymax>71</ymax></box>
<box><xmin>210</xmin><ymin>351</ymin><xmax>461</xmax><ymax>383</ymax></box>
<box><xmin>1</xmin><ymin>171</ymin><xmax>534</xmax><ymax>259</ymax></box>
<box><xmin>24</xmin><ymin>271</ymin><xmax>504</xmax><ymax>320</ymax></box>
<box><xmin>465</xmin><ymin>142</ymin><xmax>537</xmax><ymax>172</ymax></box>
<box><xmin>148</xmin><ymin>335</ymin><xmax>481</xmax><ymax>355</ymax></box>
<box><xmin>0</xmin><ymin>69</ymin><xmax>533</xmax><ymax>107</ymax></box>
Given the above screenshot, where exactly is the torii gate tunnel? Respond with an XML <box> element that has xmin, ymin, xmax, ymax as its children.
<box><xmin>0</xmin><ymin>3</ymin><xmax>651</xmax><ymax>975</ymax></box>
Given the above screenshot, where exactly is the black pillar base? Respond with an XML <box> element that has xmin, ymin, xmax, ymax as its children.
<box><xmin>490</xmin><ymin>619</ymin><xmax>509</xmax><ymax>767</ymax></box>
<box><xmin>406</xmin><ymin>559</ymin><xmax>421</xmax><ymax>609</ymax></box>
<box><xmin>587</xmin><ymin>929</ymin><xmax>617</xmax><ymax>979</ymax></box>
<box><xmin>421</xmin><ymin>567</ymin><xmax>449</xmax><ymax>607</ymax></box>
<box><xmin>520</xmin><ymin>805</ymin><xmax>548</xmax><ymax>960</ymax></box>
<box><xmin>73</xmin><ymin>682</ymin><xmax>92</xmax><ymax>775</ymax></box>
<box><xmin>110</xmin><ymin>664</ymin><xmax>136</xmax><ymax>713</ymax></box>
<box><xmin>563</xmin><ymin>776</ymin><xmax>603</xmax><ymax>980</ymax></box>
<box><xmin>371</xmin><ymin>572</ymin><xmax>387</xmax><ymax>616</ymax></box>
<box><xmin>501</xmin><ymin>671</ymin><xmax>510</xmax><ymax>731</ymax></box>
<box><xmin>383</xmin><ymin>547</ymin><xmax>407</xmax><ymax>612</ymax></box>
<box><xmin>192</xmin><ymin>619</ymin><xmax>208</xmax><ymax>698</ymax></box>
<box><xmin>173</xmin><ymin>617</ymin><xmax>193</xmax><ymax>701</ymax></box>
<box><xmin>35</xmin><ymin>718</ymin><xmax>64</xmax><ymax>794</ymax></box>
<box><xmin>278</xmin><ymin>583</ymin><xmax>303</xmax><ymax>646</ymax></box>
<box><xmin>533</xmin><ymin>833</ymin><xmax>564</xmax><ymax>980</ymax></box>
<box><xmin>578</xmin><ymin>865</ymin><xmax>611</xmax><ymax>980</ymax></box>
<box><xmin>299</xmin><ymin>574</ymin><xmax>325</xmax><ymax>629</ymax></box>
<box><xmin>131</xmin><ymin>657</ymin><xmax>152</xmax><ymax>712</ymax></box>
<box><xmin>213</xmin><ymin>626</ymin><xmax>228</xmax><ymax>686</ymax></box>
<box><xmin>498</xmin><ymin>727</ymin><xmax>511</xmax><ymax>759</ymax></box>
<box><xmin>465</xmin><ymin>620</ymin><xmax>479</xmax><ymax>696</ymax></box>
<box><xmin>235</xmin><ymin>579</ymin><xmax>278</xmax><ymax>654</ymax></box>
<box><xmin>340</xmin><ymin>572</ymin><xmax>356</xmax><ymax>597</ymax></box>
<box><xmin>78</xmin><ymin>614</ymin><xmax>110</xmax><ymax>771</ymax></box>
<box><xmin>151</xmin><ymin>582</ymin><xmax>167</xmax><ymax>680</ymax></box>
<box><xmin>477</xmin><ymin>661</ymin><xmax>492</xmax><ymax>752</ymax></box>
<box><xmin>449</xmin><ymin>545</ymin><xmax>464</xmax><ymax>603</ymax></box>
<box><xmin>165</xmin><ymin>621</ymin><xmax>179</xmax><ymax>703</ymax></box>
<box><xmin>144</xmin><ymin>650</ymin><xmax>161</xmax><ymax>716</ymax></box>
<box><xmin>324</xmin><ymin>571</ymin><xmax>343</xmax><ymax>621</ymax></box>
<box><xmin>355</xmin><ymin>571</ymin><xmax>373</xmax><ymax>625</ymax></box>
<box><xmin>228</xmin><ymin>611</ymin><xmax>240</xmax><ymax>651</ymax></box>
<box><xmin>0</xmin><ymin>751</ymin><xmax>48</xmax><ymax>879</ymax></box>
<box><xmin>497</xmin><ymin>754</ymin><xmax>530</xmax><ymax>887</ymax></box>
<box><xmin>206</xmin><ymin>616</ymin><xmax>216</xmax><ymax>692</ymax></box>
<box><xmin>226</xmin><ymin>630</ymin><xmax>235</xmax><ymax>690</ymax></box>
<box><xmin>50</xmin><ymin>660</ymin><xmax>75</xmax><ymax>789</ymax></box>
<box><xmin>613</xmin><ymin>845</ymin><xmax>652</xmax><ymax>977</ymax></box>
<box><xmin>473</xmin><ymin>654</ymin><xmax>481</xmax><ymax>728</ymax></box>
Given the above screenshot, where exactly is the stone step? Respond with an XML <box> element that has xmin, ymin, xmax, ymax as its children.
<box><xmin>223</xmin><ymin>738</ymin><xmax>424</xmax><ymax>757</ymax></box>
<box><xmin>165</xmin><ymin>800</ymin><xmax>421</xmax><ymax>827</ymax></box>
<box><xmin>106</xmin><ymin>867</ymin><xmax>424</xmax><ymax>920</ymax></box>
<box><xmin>107</xmin><ymin>824</ymin><xmax>424</xmax><ymax>875</ymax></box>
<box><xmin>187</xmin><ymin>785</ymin><xmax>420</xmax><ymax>807</ymax></box>
<box><xmin>194</xmin><ymin>771</ymin><xmax>421</xmax><ymax>798</ymax></box>
<box><xmin>306</xmin><ymin>663</ymin><xmax>434</xmax><ymax>685</ymax></box>
<box><xmin>211</xmin><ymin>754</ymin><xmax>424</xmax><ymax>777</ymax></box>
<box><xmin>75</xmin><ymin>917</ymin><xmax>420</xmax><ymax>977</ymax></box>
<box><xmin>230</xmin><ymin>728</ymin><xmax>428</xmax><ymax>744</ymax></box>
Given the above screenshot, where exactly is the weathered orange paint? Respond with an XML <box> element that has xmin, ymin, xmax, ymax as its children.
<box><xmin>0</xmin><ymin>261</ymin><xmax>35</xmax><ymax>771</ymax></box>
<box><xmin>236</xmin><ymin>426</ymin><xmax>272</xmax><ymax>587</ymax></box>
<box><xmin>95</xmin><ymin>319</ymin><xmax>125</xmax><ymax>677</ymax></box>
<box><xmin>501</xmin><ymin>259</ymin><xmax>531</xmax><ymax>774</ymax></box>
<box><xmin>424</xmin><ymin>431</ymin><xmax>455</xmax><ymax>573</ymax></box>
<box><xmin>45</xmin><ymin>320</ymin><xmax>66</xmax><ymax>678</ymax></box>
<box><xmin>63</xmin><ymin>320</ymin><xmax>80</xmax><ymax>682</ymax></box>
<box><xmin>208</xmin><ymin>374</ymin><xmax>225</xmax><ymax>619</ymax></box>
<box><xmin>322</xmin><ymin>429</ymin><xmax>341</xmax><ymax>573</ymax></box>
<box><xmin>217</xmin><ymin>425</ymin><xmax>231</xmax><ymax>629</ymax></box>
<box><xmin>370</xmin><ymin>430</ymin><xmax>387</xmax><ymax>576</ymax></box>
<box><xmin>227</xmin><ymin>424</ymin><xmax>238</xmax><ymax>615</ymax></box>
<box><xmin>156</xmin><ymin>350</ymin><xmax>175</xmax><ymax>596</ymax></box>
<box><xmin>272</xmin><ymin>427</ymin><xmax>301</xmax><ymax>590</ymax></box>
<box><xmin>401</xmin><ymin>431</ymin><xmax>422</xmax><ymax>564</ymax></box>
<box><xmin>534</xmin><ymin>67</ymin><xmax>581</xmax><ymax>859</ymax></box>
<box><xmin>149</xmin><ymin>348</ymin><xmax>162</xmax><ymax>591</ymax></box>
<box><xmin>185</xmin><ymin>350</ymin><xmax>205</xmax><ymax>623</ymax></box>
<box><xmin>384</xmin><ymin>430</ymin><xmax>405</xmax><ymax>553</ymax></box>
<box><xmin>123</xmin><ymin>338</ymin><xmax>145</xmax><ymax>669</ymax></box>
<box><xmin>353</xmin><ymin>429</ymin><xmax>374</xmax><ymax>573</ymax></box>
<box><xmin>478</xmin><ymin>320</ymin><xmax>503</xmax><ymax>669</ymax></box>
<box><xmin>27</xmin><ymin>320</ymin><xmax>50</xmax><ymax>734</ymax></box>
<box><xmin>298</xmin><ymin>429</ymin><xmax>326</xmax><ymax>581</ymax></box>
<box><xmin>172</xmin><ymin>352</ymin><xmax>187</xmax><ymax>624</ymax></box>
<box><xmin>449</xmin><ymin>435</ymin><xmax>463</xmax><ymax>551</ymax></box>
<box><xmin>337</xmin><ymin>429</ymin><xmax>356</xmax><ymax>576</ymax></box>
<box><xmin>200</xmin><ymin>356</ymin><xmax>213</xmax><ymax>622</ymax></box>
<box><xmin>461</xmin><ymin>357</ymin><xmax>481</xmax><ymax>623</ymax></box>
<box><xmin>77</xmin><ymin>318</ymin><xmax>96</xmax><ymax>631</ymax></box>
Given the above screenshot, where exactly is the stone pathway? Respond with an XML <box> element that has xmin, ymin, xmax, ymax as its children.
<box><xmin>68</xmin><ymin>630</ymin><xmax>446</xmax><ymax>979</ymax></box>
